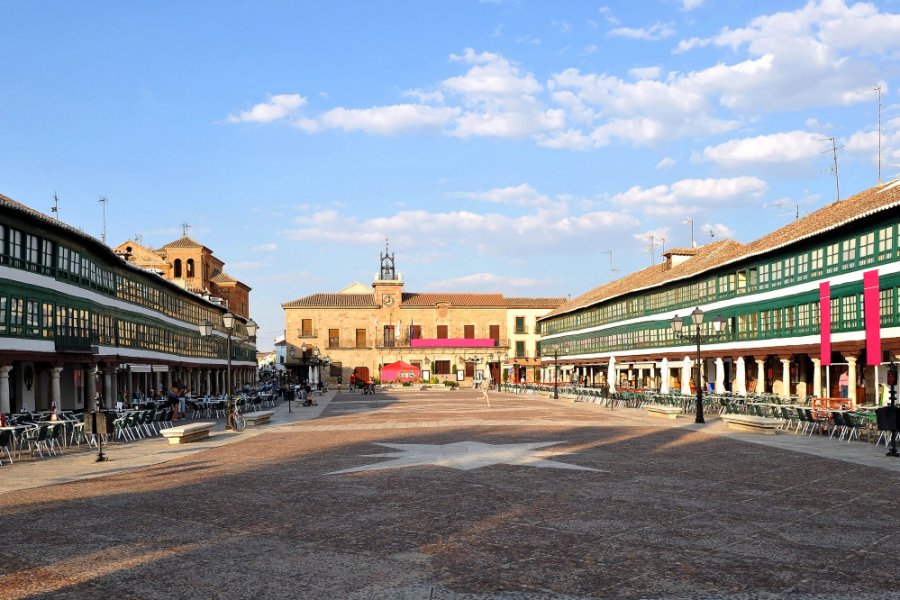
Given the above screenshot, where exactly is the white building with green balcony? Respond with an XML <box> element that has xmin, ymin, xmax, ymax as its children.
<box><xmin>537</xmin><ymin>181</ymin><xmax>900</xmax><ymax>406</ymax></box>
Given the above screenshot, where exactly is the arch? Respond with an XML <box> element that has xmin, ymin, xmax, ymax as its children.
<box><xmin>173</xmin><ymin>259</ymin><xmax>182</xmax><ymax>278</ymax></box>
<box><xmin>186</xmin><ymin>258</ymin><xmax>195</xmax><ymax>278</ymax></box>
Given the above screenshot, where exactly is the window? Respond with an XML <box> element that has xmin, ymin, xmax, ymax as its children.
<box><xmin>9</xmin><ymin>229</ymin><xmax>22</xmax><ymax>265</ymax></box>
<box><xmin>881</xmin><ymin>288</ymin><xmax>894</xmax><ymax>326</ymax></box>
<box><xmin>173</xmin><ymin>259</ymin><xmax>182</xmax><ymax>278</ymax></box>
<box><xmin>797</xmin><ymin>253</ymin><xmax>809</xmax><ymax>277</ymax></box>
<box><xmin>186</xmin><ymin>258</ymin><xmax>195</xmax><ymax>278</ymax></box>
<box><xmin>0</xmin><ymin>225</ymin><xmax>4</xmax><ymax>263</ymax></box>
<box><xmin>842</xmin><ymin>295</ymin><xmax>858</xmax><ymax>327</ymax></box>
<box><xmin>783</xmin><ymin>257</ymin><xmax>795</xmax><ymax>280</ymax></box>
<box><xmin>489</xmin><ymin>324</ymin><xmax>500</xmax><ymax>343</ymax></box>
<box><xmin>355</xmin><ymin>328</ymin><xmax>367</xmax><ymax>348</ymax></box>
<box><xmin>301</xmin><ymin>319</ymin><xmax>313</xmax><ymax>336</ymax></box>
<box><xmin>25</xmin><ymin>234</ymin><xmax>39</xmax><ymax>268</ymax></box>
<box><xmin>515</xmin><ymin>340</ymin><xmax>526</xmax><ymax>358</ymax></box>
<box><xmin>880</xmin><ymin>226</ymin><xmax>894</xmax><ymax>258</ymax></box>
<box><xmin>409</xmin><ymin>324</ymin><xmax>421</xmax><ymax>341</ymax></box>
<box><xmin>9</xmin><ymin>297</ymin><xmax>23</xmax><ymax>335</ymax></box>
<box><xmin>771</xmin><ymin>260</ymin><xmax>782</xmax><ymax>282</ymax></box>
<box><xmin>328</xmin><ymin>328</ymin><xmax>340</xmax><ymax>348</ymax></box>
<box><xmin>383</xmin><ymin>325</ymin><xmax>395</xmax><ymax>348</ymax></box>
<box><xmin>842</xmin><ymin>238</ymin><xmax>857</xmax><ymax>266</ymax></box>
<box><xmin>759</xmin><ymin>264</ymin><xmax>770</xmax><ymax>285</ymax></box>
<box><xmin>437</xmin><ymin>325</ymin><xmax>448</xmax><ymax>339</ymax></box>
<box><xmin>514</xmin><ymin>316</ymin><xmax>526</xmax><ymax>333</ymax></box>
<box><xmin>0</xmin><ymin>296</ymin><xmax>6</xmax><ymax>334</ymax></box>
<box><xmin>811</xmin><ymin>248</ymin><xmax>824</xmax><ymax>272</ymax></box>
<box><xmin>859</xmin><ymin>232</ymin><xmax>875</xmax><ymax>264</ymax></box>
<box><xmin>434</xmin><ymin>360</ymin><xmax>451</xmax><ymax>375</ymax></box>
<box><xmin>826</xmin><ymin>243</ymin><xmax>840</xmax><ymax>271</ymax></box>
<box><xmin>464</xmin><ymin>324</ymin><xmax>475</xmax><ymax>339</ymax></box>
<box><xmin>26</xmin><ymin>300</ymin><xmax>39</xmax><ymax>336</ymax></box>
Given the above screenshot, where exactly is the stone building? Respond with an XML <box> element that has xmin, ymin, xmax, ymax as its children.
<box><xmin>282</xmin><ymin>247</ymin><xmax>564</xmax><ymax>386</ymax></box>
<box><xmin>114</xmin><ymin>236</ymin><xmax>251</xmax><ymax>319</ymax></box>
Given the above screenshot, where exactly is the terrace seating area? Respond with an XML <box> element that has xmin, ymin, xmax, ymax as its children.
<box><xmin>0</xmin><ymin>386</ymin><xmax>285</xmax><ymax>466</ymax></box>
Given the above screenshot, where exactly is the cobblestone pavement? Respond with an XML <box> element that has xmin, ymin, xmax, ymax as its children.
<box><xmin>2</xmin><ymin>389</ymin><xmax>900</xmax><ymax>599</ymax></box>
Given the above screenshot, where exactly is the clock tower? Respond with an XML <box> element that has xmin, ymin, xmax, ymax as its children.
<box><xmin>373</xmin><ymin>240</ymin><xmax>404</xmax><ymax>308</ymax></box>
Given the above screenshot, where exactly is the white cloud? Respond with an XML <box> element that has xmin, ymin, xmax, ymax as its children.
<box><xmin>628</xmin><ymin>66</ymin><xmax>662</xmax><ymax>80</ymax></box>
<box><xmin>454</xmin><ymin>183</ymin><xmax>551</xmax><ymax>206</ymax></box>
<box><xmin>611</xmin><ymin>176</ymin><xmax>767</xmax><ymax>215</ymax></box>
<box><xmin>226</xmin><ymin>94</ymin><xmax>306</xmax><ymax>124</ymax></box>
<box><xmin>426</xmin><ymin>272</ymin><xmax>549</xmax><ymax>291</ymax></box>
<box><xmin>681</xmin><ymin>0</ymin><xmax>704</xmax><ymax>11</ymax></box>
<box><xmin>608</xmin><ymin>22</ymin><xmax>675</xmax><ymax>41</ymax></box>
<box><xmin>294</xmin><ymin>104</ymin><xmax>459</xmax><ymax>135</ymax></box>
<box><xmin>252</xmin><ymin>242</ymin><xmax>279</xmax><ymax>252</ymax></box>
<box><xmin>598</xmin><ymin>7</ymin><xmax>619</xmax><ymax>26</ymax></box>
<box><xmin>656</xmin><ymin>156</ymin><xmax>676</xmax><ymax>170</ymax></box>
<box><xmin>699</xmin><ymin>131</ymin><xmax>824</xmax><ymax>169</ymax></box>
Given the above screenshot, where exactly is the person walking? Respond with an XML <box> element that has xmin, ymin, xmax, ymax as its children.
<box><xmin>839</xmin><ymin>368</ymin><xmax>849</xmax><ymax>398</ymax></box>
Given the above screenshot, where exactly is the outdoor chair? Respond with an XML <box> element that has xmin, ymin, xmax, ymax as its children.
<box><xmin>0</xmin><ymin>429</ymin><xmax>14</xmax><ymax>465</ymax></box>
<box><xmin>829</xmin><ymin>411</ymin><xmax>846</xmax><ymax>440</ymax></box>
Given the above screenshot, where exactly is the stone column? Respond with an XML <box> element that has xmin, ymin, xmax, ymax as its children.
<box><xmin>50</xmin><ymin>366</ymin><xmax>63</xmax><ymax>414</ymax></box>
<box><xmin>681</xmin><ymin>357</ymin><xmax>692</xmax><ymax>395</ymax></box>
<box><xmin>714</xmin><ymin>358</ymin><xmax>725</xmax><ymax>394</ymax></box>
<box><xmin>86</xmin><ymin>367</ymin><xmax>98</xmax><ymax>409</ymax></box>
<box><xmin>847</xmin><ymin>356</ymin><xmax>858</xmax><ymax>406</ymax></box>
<box><xmin>206</xmin><ymin>369</ymin><xmax>212</xmax><ymax>396</ymax></box>
<box><xmin>660</xmin><ymin>358</ymin><xmax>669</xmax><ymax>393</ymax></box>
<box><xmin>780</xmin><ymin>358</ymin><xmax>791</xmax><ymax>399</ymax></box>
<box><xmin>735</xmin><ymin>357</ymin><xmax>746</xmax><ymax>396</ymax></box>
<box><xmin>649</xmin><ymin>363</ymin><xmax>656</xmax><ymax>391</ymax></box>
<box><xmin>812</xmin><ymin>358</ymin><xmax>822</xmax><ymax>398</ymax></box>
<box><xmin>755</xmin><ymin>358</ymin><xmax>766</xmax><ymax>395</ymax></box>
<box><xmin>0</xmin><ymin>365</ymin><xmax>12</xmax><ymax>414</ymax></box>
<box><xmin>126</xmin><ymin>369</ymin><xmax>134</xmax><ymax>405</ymax></box>
<box><xmin>103</xmin><ymin>367</ymin><xmax>115</xmax><ymax>407</ymax></box>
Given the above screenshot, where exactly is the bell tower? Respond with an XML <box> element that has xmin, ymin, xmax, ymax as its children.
<box><xmin>373</xmin><ymin>239</ymin><xmax>403</xmax><ymax>307</ymax></box>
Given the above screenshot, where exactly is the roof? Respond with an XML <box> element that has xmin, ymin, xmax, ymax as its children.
<box><xmin>283</xmin><ymin>293</ymin><xmax>379</xmax><ymax>308</ymax></box>
<box><xmin>541</xmin><ymin>181</ymin><xmax>900</xmax><ymax>321</ymax></box>
<box><xmin>401</xmin><ymin>293</ymin><xmax>506</xmax><ymax>307</ymax></box>
<box><xmin>161</xmin><ymin>236</ymin><xmax>212</xmax><ymax>252</ymax></box>
<box><xmin>210</xmin><ymin>271</ymin><xmax>237</xmax><ymax>284</ymax></box>
<box><xmin>504</xmin><ymin>297</ymin><xmax>567</xmax><ymax>308</ymax></box>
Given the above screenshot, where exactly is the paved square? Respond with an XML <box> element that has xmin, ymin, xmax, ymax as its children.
<box><xmin>2</xmin><ymin>389</ymin><xmax>899</xmax><ymax>599</ymax></box>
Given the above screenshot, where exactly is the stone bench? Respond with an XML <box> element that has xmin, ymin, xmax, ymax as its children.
<box><xmin>721</xmin><ymin>415</ymin><xmax>784</xmax><ymax>435</ymax></box>
<box><xmin>243</xmin><ymin>411</ymin><xmax>275</xmax><ymax>426</ymax></box>
<box><xmin>159</xmin><ymin>422</ymin><xmax>215</xmax><ymax>444</ymax></box>
<box><xmin>643</xmin><ymin>405</ymin><xmax>682</xmax><ymax>419</ymax></box>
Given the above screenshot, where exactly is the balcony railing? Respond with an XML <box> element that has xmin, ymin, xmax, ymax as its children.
<box><xmin>55</xmin><ymin>333</ymin><xmax>98</xmax><ymax>353</ymax></box>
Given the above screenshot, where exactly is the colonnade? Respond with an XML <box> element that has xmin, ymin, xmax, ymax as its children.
<box><xmin>542</xmin><ymin>353</ymin><xmax>873</xmax><ymax>405</ymax></box>
<box><xmin>0</xmin><ymin>362</ymin><xmax>258</xmax><ymax>414</ymax></box>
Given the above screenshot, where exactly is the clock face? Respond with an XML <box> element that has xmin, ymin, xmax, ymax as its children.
<box><xmin>383</xmin><ymin>294</ymin><xmax>395</xmax><ymax>306</ymax></box>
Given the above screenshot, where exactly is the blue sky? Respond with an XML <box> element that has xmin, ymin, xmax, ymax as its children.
<box><xmin>3</xmin><ymin>0</ymin><xmax>900</xmax><ymax>350</ymax></box>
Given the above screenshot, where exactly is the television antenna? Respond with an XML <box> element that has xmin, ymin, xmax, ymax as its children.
<box><xmin>644</xmin><ymin>233</ymin><xmax>663</xmax><ymax>265</ymax></box>
<box><xmin>599</xmin><ymin>250</ymin><xmax>619</xmax><ymax>282</ymax></box>
<box><xmin>683</xmin><ymin>217</ymin><xmax>695</xmax><ymax>248</ymax></box>
<box><xmin>98</xmin><ymin>196</ymin><xmax>108</xmax><ymax>243</ymax></box>
<box><xmin>876</xmin><ymin>84</ymin><xmax>883</xmax><ymax>185</ymax></box>
<box><xmin>51</xmin><ymin>192</ymin><xmax>60</xmax><ymax>219</ymax></box>
<box><xmin>821</xmin><ymin>137</ymin><xmax>842</xmax><ymax>202</ymax></box>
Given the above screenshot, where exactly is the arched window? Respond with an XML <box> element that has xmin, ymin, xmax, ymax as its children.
<box><xmin>186</xmin><ymin>258</ymin><xmax>195</xmax><ymax>278</ymax></box>
<box><xmin>173</xmin><ymin>259</ymin><xmax>182</xmax><ymax>278</ymax></box>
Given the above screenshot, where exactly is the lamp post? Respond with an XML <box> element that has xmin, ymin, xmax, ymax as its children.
<box><xmin>554</xmin><ymin>351</ymin><xmax>559</xmax><ymax>400</ymax></box>
<box><xmin>670</xmin><ymin>307</ymin><xmax>725</xmax><ymax>423</ymax></box>
<box><xmin>199</xmin><ymin>313</ymin><xmax>256</xmax><ymax>431</ymax></box>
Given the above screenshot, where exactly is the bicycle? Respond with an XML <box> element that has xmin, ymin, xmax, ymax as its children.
<box><xmin>227</xmin><ymin>407</ymin><xmax>246</xmax><ymax>432</ymax></box>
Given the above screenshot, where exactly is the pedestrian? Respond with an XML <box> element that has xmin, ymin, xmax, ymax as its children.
<box><xmin>337</xmin><ymin>376</ymin><xmax>342</xmax><ymax>391</ymax></box>
<box><xmin>839</xmin><ymin>368</ymin><xmax>849</xmax><ymax>398</ymax></box>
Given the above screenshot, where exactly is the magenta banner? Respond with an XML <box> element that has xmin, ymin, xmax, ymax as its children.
<box><xmin>820</xmin><ymin>281</ymin><xmax>831</xmax><ymax>365</ymax></box>
<box><xmin>864</xmin><ymin>269</ymin><xmax>881</xmax><ymax>366</ymax></box>
<box><xmin>411</xmin><ymin>338</ymin><xmax>497</xmax><ymax>348</ymax></box>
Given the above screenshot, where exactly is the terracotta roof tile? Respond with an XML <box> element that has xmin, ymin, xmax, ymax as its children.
<box><xmin>283</xmin><ymin>293</ymin><xmax>378</xmax><ymax>308</ymax></box>
<box><xmin>541</xmin><ymin>182</ymin><xmax>900</xmax><ymax>321</ymax></box>
<box><xmin>401</xmin><ymin>293</ymin><xmax>506</xmax><ymax>307</ymax></box>
<box><xmin>161</xmin><ymin>236</ymin><xmax>211</xmax><ymax>251</ymax></box>
<box><xmin>504</xmin><ymin>297</ymin><xmax>568</xmax><ymax>308</ymax></box>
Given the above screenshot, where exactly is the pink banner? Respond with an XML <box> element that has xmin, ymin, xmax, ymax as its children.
<box><xmin>411</xmin><ymin>338</ymin><xmax>497</xmax><ymax>348</ymax></box>
<box><xmin>864</xmin><ymin>269</ymin><xmax>881</xmax><ymax>366</ymax></box>
<box><xmin>820</xmin><ymin>282</ymin><xmax>831</xmax><ymax>365</ymax></box>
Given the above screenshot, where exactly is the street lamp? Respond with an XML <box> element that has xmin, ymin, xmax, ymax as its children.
<box><xmin>198</xmin><ymin>311</ymin><xmax>253</xmax><ymax>431</ymax></box>
<box><xmin>554</xmin><ymin>351</ymin><xmax>559</xmax><ymax>400</ymax></box>
<box><xmin>670</xmin><ymin>307</ymin><xmax>725</xmax><ymax>423</ymax></box>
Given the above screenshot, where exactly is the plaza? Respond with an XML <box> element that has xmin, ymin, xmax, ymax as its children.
<box><xmin>1</xmin><ymin>387</ymin><xmax>899</xmax><ymax>599</ymax></box>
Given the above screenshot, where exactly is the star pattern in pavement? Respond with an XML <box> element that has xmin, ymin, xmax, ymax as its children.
<box><xmin>327</xmin><ymin>440</ymin><xmax>604</xmax><ymax>475</ymax></box>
